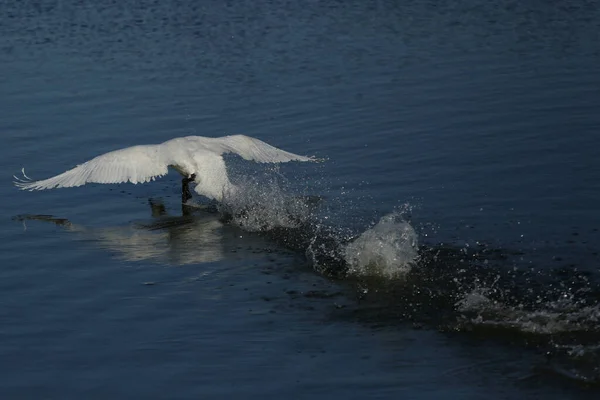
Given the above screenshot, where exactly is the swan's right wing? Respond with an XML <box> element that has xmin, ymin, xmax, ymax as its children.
<box><xmin>209</xmin><ymin>135</ymin><xmax>319</xmax><ymax>163</ymax></box>
<box><xmin>14</xmin><ymin>145</ymin><xmax>170</xmax><ymax>191</ymax></box>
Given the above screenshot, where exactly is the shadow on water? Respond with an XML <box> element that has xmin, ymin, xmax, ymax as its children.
<box><xmin>13</xmin><ymin>196</ymin><xmax>600</xmax><ymax>388</ymax></box>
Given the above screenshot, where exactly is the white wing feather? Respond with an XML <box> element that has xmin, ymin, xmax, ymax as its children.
<box><xmin>14</xmin><ymin>145</ymin><xmax>169</xmax><ymax>191</ymax></box>
<box><xmin>14</xmin><ymin>135</ymin><xmax>320</xmax><ymax>193</ymax></box>
<box><xmin>209</xmin><ymin>135</ymin><xmax>317</xmax><ymax>163</ymax></box>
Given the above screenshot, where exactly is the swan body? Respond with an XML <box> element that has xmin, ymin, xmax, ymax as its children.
<box><xmin>14</xmin><ymin>135</ymin><xmax>319</xmax><ymax>202</ymax></box>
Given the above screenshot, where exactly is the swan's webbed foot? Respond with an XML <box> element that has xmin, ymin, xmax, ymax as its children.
<box><xmin>182</xmin><ymin>174</ymin><xmax>196</xmax><ymax>204</ymax></box>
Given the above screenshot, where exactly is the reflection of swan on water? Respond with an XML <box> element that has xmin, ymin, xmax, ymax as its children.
<box><xmin>15</xmin><ymin>200</ymin><xmax>419</xmax><ymax>279</ymax></box>
<box><xmin>14</xmin><ymin>135</ymin><xmax>321</xmax><ymax>204</ymax></box>
<box><xmin>14</xmin><ymin>200</ymin><xmax>260</xmax><ymax>266</ymax></box>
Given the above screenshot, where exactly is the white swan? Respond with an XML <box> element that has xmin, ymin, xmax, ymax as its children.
<box><xmin>14</xmin><ymin>135</ymin><xmax>319</xmax><ymax>202</ymax></box>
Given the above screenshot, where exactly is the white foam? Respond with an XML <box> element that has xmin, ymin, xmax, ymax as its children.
<box><xmin>456</xmin><ymin>288</ymin><xmax>600</xmax><ymax>334</ymax></box>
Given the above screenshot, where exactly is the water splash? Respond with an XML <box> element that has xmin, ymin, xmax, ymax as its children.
<box><xmin>344</xmin><ymin>213</ymin><xmax>419</xmax><ymax>279</ymax></box>
<box><xmin>219</xmin><ymin>176</ymin><xmax>315</xmax><ymax>232</ymax></box>
<box><xmin>218</xmin><ymin>174</ymin><xmax>420</xmax><ymax>280</ymax></box>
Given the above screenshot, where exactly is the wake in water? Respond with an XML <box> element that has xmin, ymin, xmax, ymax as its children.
<box><xmin>14</xmin><ymin>174</ymin><xmax>600</xmax><ymax>386</ymax></box>
<box><xmin>216</xmin><ymin>177</ymin><xmax>600</xmax><ymax>385</ymax></box>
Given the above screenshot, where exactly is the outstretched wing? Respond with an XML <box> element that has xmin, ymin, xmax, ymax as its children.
<box><xmin>14</xmin><ymin>145</ymin><xmax>170</xmax><ymax>191</ymax></box>
<box><xmin>208</xmin><ymin>135</ymin><xmax>319</xmax><ymax>163</ymax></box>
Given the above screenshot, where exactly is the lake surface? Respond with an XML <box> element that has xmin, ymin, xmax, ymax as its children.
<box><xmin>1</xmin><ymin>0</ymin><xmax>600</xmax><ymax>398</ymax></box>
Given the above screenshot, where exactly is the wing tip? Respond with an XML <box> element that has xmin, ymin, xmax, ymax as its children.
<box><xmin>13</xmin><ymin>167</ymin><xmax>35</xmax><ymax>190</ymax></box>
<box><xmin>13</xmin><ymin>181</ymin><xmax>41</xmax><ymax>191</ymax></box>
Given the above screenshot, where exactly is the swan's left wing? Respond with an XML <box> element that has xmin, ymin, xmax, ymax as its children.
<box><xmin>208</xmin><ymin>135</ymin><xmax>320</xmax><ymax>163</ymax></box>
<box><xmin>14</xmin><ymin>144</ymin><xmax>170</xmax><ymax>191</ymax></box>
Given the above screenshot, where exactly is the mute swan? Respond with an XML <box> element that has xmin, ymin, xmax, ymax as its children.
<box><xmin>14</xmin><ymin>135</ymin><xmax>320</xmax><ymax>203</ymax></box>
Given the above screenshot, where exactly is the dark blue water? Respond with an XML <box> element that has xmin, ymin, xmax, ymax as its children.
<box><xmin>2</xmin><ymin>0</ymin><xmax>600</xmax><ymax>398</ymax></box>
